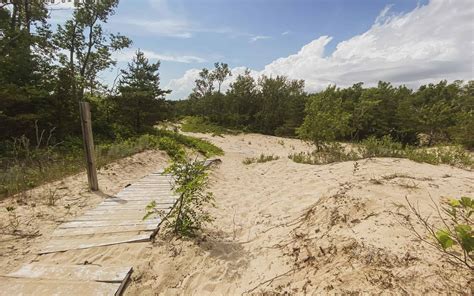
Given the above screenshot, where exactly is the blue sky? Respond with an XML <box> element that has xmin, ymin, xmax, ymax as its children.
<box><xmin>50</xmin><ymin>0</ymin><xmax>472</xmax><ymax>99</ymax></box>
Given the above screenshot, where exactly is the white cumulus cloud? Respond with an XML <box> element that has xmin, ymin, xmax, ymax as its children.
<box><xmin>166</xmin><ymin>0</ymin><xmax>474</xmax><ymax>100</ymax></box>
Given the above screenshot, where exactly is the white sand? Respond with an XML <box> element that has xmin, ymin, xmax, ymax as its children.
<box><xmin>1</xmin><ymin>133</ymin><xmax>473</xmax><ymax>295</ymax></box>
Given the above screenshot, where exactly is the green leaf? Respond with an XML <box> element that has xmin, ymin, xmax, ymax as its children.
<box><xmin>449</xmin><ymin>199</ymin><xmax>461</xmax><ymax>207</ymax></box>
<box><xmin>436</xmin><ymin>230</ymin><xmax>455</xmax><ymax>250</ymax></box>
<box><xmin>454</xmin><ymin>224</ymin><xmax>473</xmax><ymax>253</ymax></box>
<box><xmin>143</xmin><ymin>211</ymin><xmax>153</xmax><ymax>221</ymax></box>
<box><xmin>460</xmin><ymin>196</ymin><xmax>473</xmax><ymax>209</ymax></box>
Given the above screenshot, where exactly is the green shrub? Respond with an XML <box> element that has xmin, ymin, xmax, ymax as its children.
<box><xmin>144</xmin><ymin>157</ymin><xmax>215</xmax><ymax>236</ymax></box>
<box><xmin>243</xmin><ymin>154</ymin><xmax>279</xmax><ymax>165</ymax></box>
<box><xmin>181</xmin><ymin>116</ymin><xmax>241</xmax><ymax>135</ymax></box>
<box><xmin>358</xmin><ymin>135</ymin><xmax>404</xmax><ymax>158</ymax></box>
<box><xmin>406</xmin><ymin>196</ymin><xmax>473</xmax><ymax>270</ymax></box>
<box><xmin>289</xmin><ymin>143</ymin><xmax>358</xmax><ymax>165</ymax></box>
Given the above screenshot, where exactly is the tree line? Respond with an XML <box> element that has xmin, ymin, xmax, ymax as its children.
<box><xmin>176</xmin><ymin>64</ymin><xmax>473</xmax><ymax>149</ymax></box>
<box><xmin>0</xmin><ymin>0</ymin><xmax>170</xmax><ymax>150</ymax></box>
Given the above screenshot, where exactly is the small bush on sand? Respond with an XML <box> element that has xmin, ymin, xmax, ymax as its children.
<box><xmin>288</xmin><ymin>137</ymin><xmax>473</xmax><ymax>169</ymax></box>
<box><xmin>181</xmin><ymin>116</ymin><xmax>241</xmax><ymax>136</ymax></box>
<box><xmin>405</xmin><ymin>196</ymin><xmax>473</xmax><ymax>270</ymax></box>
<box><xmin>145</xmin><ymin>157</ymin><xmax>215</xmax><ymax>236</ymax></box>
<box><xmin>243</xmin><ymin>154</ymin><xmax>279</xmax><ymax>165</ymax></box>
<box><xmin>289</xmin><ymin>143</ymin><xmax>358</xmax><ymax>165</ymax></box>
<box><xmin>358</xmin><ymin>136</ymin><xmax>404</xmax><ymax>158</ymax></box>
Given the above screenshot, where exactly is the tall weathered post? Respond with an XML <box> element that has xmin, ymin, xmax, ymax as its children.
<box><xmin>79</xmin><ymin>101</ymin><xmax>99</xmax><ymax>191</ymax></box>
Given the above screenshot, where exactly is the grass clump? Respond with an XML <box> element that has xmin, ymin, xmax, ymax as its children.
<box><xmin>289</xmin><ymin>143</ymin><xmax>358</xmax><ymax>165</ymax></box>
<box><xmin>1</xmin><ymin>130</ymin><xmax>223</xmax><ymax>199</ymax></box>
<box><xmin>242</xmin><ymin>154</ymin><xmax>279</xmax><ymax>165</ymax></box>
<box><xmin>181</xmin><ymin>116</ymin><xmax>241</xmax><ymax>136</ymax></box>
<box><xmin>288</xmin><ymin>136</ymin><xmax>473</xmax><ymax>169</ymax></box>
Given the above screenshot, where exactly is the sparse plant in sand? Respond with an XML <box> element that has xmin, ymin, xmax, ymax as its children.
<box><xmin>405</xmin><ymin>196</ymin><xmax>473</xmax><ymax>270</ymax></box>
<box><xmin>243</xmin><ymin>154</ymin><xmax>279</xmax><ymax>165</ymax></box>
<box><xmin>145</xmin><ymin>157</ymin><xmax>215</xmax><ymax>236</ymax></box>
<box><xmin>288</xmin><ymin>143</ymin><xmax>358</xmax><ymax>165</ymax></box>
<box><xmin>45</xmin><ymin>186</ymin><xmax>61</xmax><ymax>206</ymax></box>
<box><xmin>3</xmin><ymin>206</ymin><xmax>20</xmax><ymax>234</ymax></box>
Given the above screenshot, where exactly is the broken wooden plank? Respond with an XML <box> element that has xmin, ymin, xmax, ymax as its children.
<box><xmin>59</xmin><ymin>219</ymin><xmax>160</xmax><ymax>229</ymax></box>
<box><xmin>99</xmin><ymin>199</ymin><xmax>176</xmax><ymax>205</ymax></box>
<box><xmin>40</xmin><ymin>232</ymin><xmax>152</xmax><ymax>254</ymax></box>
<box><xmin>52</xmin><ymin>224</ymin><xmax>157</xmax><ymax>237</ymax></box>
<box><xmin>6</xmin><ymin>264</ymin><xmax>131</xmax><ymax>283</ymax></box>
<box><xmin>0</xmin><ymin>278</ymin><xmax>122</xmax><ymax>296</ymax></box>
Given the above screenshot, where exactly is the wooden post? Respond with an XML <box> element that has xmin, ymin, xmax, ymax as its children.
<box><xmin>79</xmin><ymin>101</ymin><xmax>99</xmax><ymax>191</ymax></box>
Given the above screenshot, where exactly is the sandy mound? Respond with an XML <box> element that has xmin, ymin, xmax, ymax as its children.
<box><xmin>127</xmin><ymin>133</ymin><xmax>473</xmax><ymax>295</ymax></box>
<box><xmin>1</xmin><ymin>132</ymin><xmax>472</xmax><ymax>295</ymax></box>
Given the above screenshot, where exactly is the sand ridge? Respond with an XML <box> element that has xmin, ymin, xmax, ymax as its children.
<box><xmin>1</xmin><ymin>133</ymin><xmax>473</xmax><ymax>295</ymax></box>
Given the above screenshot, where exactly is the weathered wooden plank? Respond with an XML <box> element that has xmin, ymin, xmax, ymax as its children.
<box><xmin>100</xmin><ymin>199</ymin><xmax>176</xmax><ymax>204</ymax></box>
<box><xmin>0</xmin><ymin>278</ymin><xmax>122</xmax><ymax>296</ymax></box>
<box><xmin>114</xmin><ymin>196</ymin><xmax>176</xmax><ymax>201</ymax></box>
<box><xmin>59</xmin><ymin>219</ymin><xmax>160</xmax><ymax>229</ymax></box>
<box><xmin>71</xmin><ymin>215</ymin><xmax>149</xmax><ymax>221</ymax></box>
<box><xmin>6</xmin><ymin>264</ymin><xmax>131</xmax><ymax>283</ymax></box>
<box><xmin>93</xmin><ymin>205</ymin><xmax>175</xmax><ymax>212</ymax></box>
<box><xmin>70</xmin><ymin>210</ymin><xmax>170</xmax><ymax>221</ymax></box>
<box><xmin>88</xmin><ymin>205</ymin><xmax>174</xmax><ymax>214</ymax></box>
<box><xmin>52</xmin><ymin>224</ymin><xmax>157</xmax><ymax>237</ymax></box>
<box><xmin>40</xmin><ymin>233</ymin><xmax>152</xmax><ymax>254</ymax></box>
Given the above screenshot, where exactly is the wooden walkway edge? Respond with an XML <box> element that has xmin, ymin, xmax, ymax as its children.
<box><xmin>0</xmin><ymin>170</ymin><xmax>178</xmax><ymax>296</ymax></box>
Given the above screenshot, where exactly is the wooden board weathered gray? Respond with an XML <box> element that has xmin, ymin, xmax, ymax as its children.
<box><xmin>39</xmin><ymin>171</ymin><xmax>178</xmax><ymax>254</ymax></box>
<box><xmin>0</xmin><ymin>263</ymin><xmax>132</xmax><ymax>296</ymax></box>
<box><xmin>0</xmin><ymin>170</ymin><xmax>180</xmax><ymax>296</ymax></box>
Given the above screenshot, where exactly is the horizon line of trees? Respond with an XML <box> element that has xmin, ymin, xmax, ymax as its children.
<box><xmin>175</xmin><ymin>64</ymin><xmax>473</xmax><ymax>149</ymax></box>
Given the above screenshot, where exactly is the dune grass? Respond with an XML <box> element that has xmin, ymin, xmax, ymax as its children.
<box><xmin>181</xmin><ymin>116</ymin><xmax>241</xmax><ymax>136</ymax></box>
<box><xmin>0</xmin><ymin>130</ymin><xmax>223</xmax><ymax>199</ymax></box>
<box><xmin>288</xmin><ymin>136</ymin><xmax>473</xmax><ymax>169</ymax></box>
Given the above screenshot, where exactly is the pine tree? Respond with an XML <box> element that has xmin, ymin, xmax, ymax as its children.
<box><xmin>116</xmin><ymin>50</ymin><xmax>170</xmax><ymax>133</ymax></box>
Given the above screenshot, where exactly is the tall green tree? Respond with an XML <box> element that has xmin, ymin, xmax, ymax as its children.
<box><xmin>116</xmin><ymin>50</ymin><xmax>170</xmax><ymax>133</ymax></box>
<box><xmin>297</xmin><ymin>86</ymin><xmax>350</xmax><ymax>151</ymax></box>
<box><xmin>53</xmin><ymin>0</ymin><xmax>131</xmax><ymax>102</ymax></box>
<box><xmin>212</xmin><ymin>62</ymin><xmax>232</xmax><ymax>93</ymax></box>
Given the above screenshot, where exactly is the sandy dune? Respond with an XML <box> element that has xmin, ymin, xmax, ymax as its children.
<box><xmin>127</xmin><ymin>133</ymin><xmax>473</xmax><ymax>295</ymax></box>
<box><xmin>1</xmin><ymin>133</ymin><xmax>473</xmax><ymax>295</ymax></box>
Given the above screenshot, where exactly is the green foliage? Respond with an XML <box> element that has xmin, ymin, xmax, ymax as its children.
<box><xmin>145</xmin><ymin>158</ymin><xmax>215</xmax><ymax>237</ymax></box>
<box><xmin>115</xmin><ymin>50</ymin><xmax>170</xmax><ymax>133</ymax></box>
<box><xmin>407</xmin><ymin>196</ymin><xmax>473</xmax><ymax>270</ymax></box>
<box><xmin>287</xmin><ymin>137</ymin><xmax>473</xmax><ymax>169</ymax></box>
<box><xmin>242</xmin><ymin>154</ymin><xmax>279</xmax><ymax>165</ymax></box>
<box><xmin>358</xmin><ymin>136</ymin><xmax>405</xmax><ymax>158</ymax></box>
<box><xmin>288</xmin><ymin>143</ymin><xmax>358</xmax><ymax>165</ymax></box>
<box><xmin>1</xmin><ymin>130</ymin><xmax>223</xmax><ymax>199</ymax></box>
<box><xmin>297</xmin><ymin>86</ymin><xmax>351</xmax><ymax>150</ymax></box>
<box><xmin>176</xmin><ymin>79</ymin><xmax>473</xmax><ymax>150</ymax></box>
<box><xmin>154</xmin><ymin>129</ymin><xmax>224</xmax><ymax>158</ymax></box>
<box><xmin>181</xmin><ymin>116</ymin><xmax>240</xmax><ymax>136</ymax></box>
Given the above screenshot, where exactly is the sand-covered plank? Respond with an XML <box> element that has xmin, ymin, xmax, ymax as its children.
<box><xmin>6</xmin><ymin>263</ymin><xmax>132</xmax><ymax>283</ymax></box>
<box><xmin>52</xmin><ymin>224</ymin><xmax>157</xmax><ymax>237</ymax></box>
<box><xmin>0</xmin><ymin>278</ymin><xmax>122</xmax><ymax>296</ymax></box>
<box><xmin>59</xmin><ymin>219</ymin><xmax>160</xmax><ymax>229</ymax></box>
<box><xmin>39</xmin><ymin>232</ymin><xmax>152</xmax><ymax>254</ymax></box>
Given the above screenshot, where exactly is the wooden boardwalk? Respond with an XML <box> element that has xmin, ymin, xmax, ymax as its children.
<box><xmin>0</xmin><ymin>171</ymin><xmax>177</xmax><ymax>296</ymax></box>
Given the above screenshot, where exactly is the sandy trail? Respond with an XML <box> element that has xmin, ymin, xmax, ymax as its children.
<box><xmin>1</xmin><ymin>133</ymin><xmax>473</xmax><ymax>295</ymax></box>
